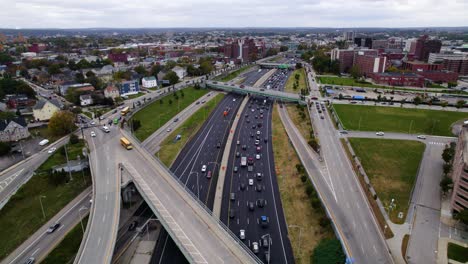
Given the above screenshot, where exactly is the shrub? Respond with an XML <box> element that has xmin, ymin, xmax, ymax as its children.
<box><xmin>69</xmin><ymin>134</ymin><xmax>79</xmax><ymax>144</ymax></box>
<box><xmin>300</xmin><ymin>175</ymin><xmax>307</xmax><ymax>183</ymax></box>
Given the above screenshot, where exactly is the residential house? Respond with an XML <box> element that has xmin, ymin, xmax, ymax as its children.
<box><xmin>119</xmin><ymin>80</ymin><xmax>140</xmax><ymax>97</ymax></box>
<box><xmin>104</xmin><ymin>85</ymin><xmax>120</xmax><ymax>99</ymax></box>
<box><xmin>59</xmin><ymin>83</ymin><xmax>95</xmax><ymax>96</ymax></box>
<box><xmin>6</xmin><ymin>94</ymin><xmax>36</xmax><ymax>109</ymax></box>
<box><xmin>142</xmin><ymin>76</ymin><xmax>158</xmax><ymax>88</ymax></box>
<box><xmin>80</xmin><ymin>94</ymin><xmax>93</xmax><ymax>106</ymax></box>
<box><xmin>32</xmin><ymin>99</ymin><xmax>62</xmax><ymax>121</ymax></box>
<box><xmin>172</xmin><ymin>66</ymin><xmax>187</xmax><ymax>79</ymax></box>
<box><xmin>0</xmin><ymin>117</ymin><xmax>30</xmax><ymax>142</ymax></box>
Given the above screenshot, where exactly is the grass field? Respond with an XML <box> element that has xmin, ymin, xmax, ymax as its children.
<box><xmin>447</xmin><ymin>242</ymin><xmax>468</xmax><ymax>263</ymax></box>
<box><xmin>285</xmin><ymin>68</ymin><xmax>307</xmax><ymax>93</ymax></box>
<box><xmin>214</xmin><ymin>65</ymin><xmax>254</xmax><ymax>82</ymax></box>
<box><xmin>42</xmin><ymin>216</ymin><xmax>89</xmax><ymax>264</ymax></box>
<box><xmin>0</xmin><ymin>140</ymin><xmax>91</xmax><ymax>260</ymax></box>
<box><xmin>130</xmin><ymin>87</ymin><xmax>209</xmax><ymax>141</ymax></box>
<box><xmin>333</xmin><ymin>104</ymin><xmax>468</xmax><ymax>136</ymax></box>
<box><xmin>126</xmin><ymin>92</ymin><xmax>145</xmax><ymax>99</ymax></box>
<box><xmin>156</xmin><ymin>94</ymin><xmax>224</xmax><ymax>167</ymax></box>
<box><xmin>286</xmin><ymin>105</ymin><xmax>313</xmax><ymax>141</ymax></box>
<box><xmin>272</xmin><ymin>105</ymin><xmax>335</xmax><ymax>263</ymax></box>
<box><xmin>318</xmin><ymin>76</ymin><xmax>385</xmax><ymax>89</ymax></box>
<box><xmin>29</xmin><ymin>126</ymin><xmax>63</xmax><ymax>143</ymax></box>
<box><xmin>348</xmin><ymin>138</ymin><xmax>425</xmax><ymax>223</ymax></box>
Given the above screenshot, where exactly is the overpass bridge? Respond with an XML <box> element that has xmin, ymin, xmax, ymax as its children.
<box><xmin>205</xmin><ymin>80</ymin><xmax>306</xmax><ymax>104</ymax></box>
<box><xmin>75</xmin><ymin>126</ymin><xmax>260</xmax><ymax>264</ymax></box>
<box><xmin>258</xmin><ymin>62</ymin><xmax>295</xmax><ymax>69</ymax></box>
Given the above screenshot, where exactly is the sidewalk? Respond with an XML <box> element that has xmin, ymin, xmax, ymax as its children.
<box><xmin>212</xmin><ymin>96</ymin><xmax>249</xmax><ymax>218</ymax></box>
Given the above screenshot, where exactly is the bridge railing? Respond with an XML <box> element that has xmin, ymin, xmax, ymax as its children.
<box><xmin>122</xmin><ymin>130</ymin><xmax>263</xmax><ymax>263</ymax></box>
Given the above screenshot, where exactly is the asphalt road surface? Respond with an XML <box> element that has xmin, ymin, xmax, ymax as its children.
<box><xmin>151</xmin><ymin>93</ymin><xmax>244</xmax><ymax>263</ymax></box>
<box><xmin>220</xmin><ymin>97</ymin><xmax>294</xmax><ymax>263</ymax></box>
<box><xmin>261</xmin><ymin>69</ymin><xmax>292</xmax><ymax>91</ymax></box>
<box><xmin>242</xmin><ymin>69</ymin><xmax>269</xmax><ymax>87</ymax></box>
<box><xmin>2</xmin><ymin>189</ymin><xmax>92</xmax><ymax>264</ymax></box>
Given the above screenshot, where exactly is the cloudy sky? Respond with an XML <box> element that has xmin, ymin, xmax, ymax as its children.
<box><xmin>0</xmin><ymin>0</ymin><xmax>467</xmax><ymax>28</ymax></box>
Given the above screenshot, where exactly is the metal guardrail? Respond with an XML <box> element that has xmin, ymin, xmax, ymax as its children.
<box><xmin>123</xmin><ymin>130</ymin><xmax>263</xmax><ymax>263</ymax></box>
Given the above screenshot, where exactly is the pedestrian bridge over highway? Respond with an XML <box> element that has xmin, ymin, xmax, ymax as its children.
<box><xmin>119</xmin><ymin>130</ymin><xmax>260</xmax><ymax>264</ymax></box>
<box><xmin>258</xmin><ymin>62</ymin><xmax>295</xmax><ymax>69</ymax></box>
<box><xmin>205</xmin><ymin>80</ymin><xmax>306</xmax><ymax>104</ymax></box>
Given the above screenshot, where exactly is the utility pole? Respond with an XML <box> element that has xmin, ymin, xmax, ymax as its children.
<box><xmin>64</xmin><ymin>144</ymin><xmax>73</xmax><ymax>181</ymax></box>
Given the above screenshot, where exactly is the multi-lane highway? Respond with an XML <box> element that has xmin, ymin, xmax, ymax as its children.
<box><xmin>242</xmin><ymin>69</ymin><xmax>269</xmax><ymax>87</ymax></box>
<box><xmin>221</xmin><ymin>97</ymin><xmax>294</xmax><ymax>263</ymax></box>
<box><xmin>261</xmin><ymin>69</ymin><xmax>291</xmax><ymax>91</ymax></box>
<box><xmin>151</xmin><ymin>93</ymin><xmax>243</xmax><ymax>263</ymax></box>
<box><xmin>2</xmin><ymin>188</ymin><xmax>91</xmax><ymax>264</ymax></box>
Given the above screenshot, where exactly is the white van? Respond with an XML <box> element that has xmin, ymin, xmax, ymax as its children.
<box><xmin>102</xmin><ymin>126</ymin><xmax>110</xmax><ymax>133</ymax></box>
<box><xmin>39</xmin><ymin>139</ymin><xmax>49</xmax><ymax>146</ymax></box>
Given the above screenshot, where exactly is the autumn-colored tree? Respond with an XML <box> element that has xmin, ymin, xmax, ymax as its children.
<box><xmin>48</xmin><ymin>110</ymin><xmax>76</xmax><ymax>136</ymax></box>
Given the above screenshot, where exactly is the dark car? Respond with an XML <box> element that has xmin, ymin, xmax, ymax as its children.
<box><xmin>256</xmin><ymin>172</ymin><xmax>263</xmax><ymax>180</ymax></box>
<box><xmin>242</xmin><ymin>145</ymin><xmax>247</xmax><ymax>150</ymax></box>
<box><xmin>216</xmin><ymin>142</ymin><xmax>221</xmax><ymax>148</ymax></box>
<box><xmin>229</xmin><ymin>209</ymin><xmax>236</xmax><ymax>218</ymax></box>
<box><xmin>257</xmin><ymin>123</ymin><xmax>262</xmax><ymax>128</ymax></box>
<box><xmin>250</xmin><ymin>133</ymin><xmax>254</xmax><ymax>138</ymax></box>
<box><xmin>246</xmin><ymin>119</ymin><xmax>250</xmax><ymax>123</ymax></box>
<box><xmin>233</xmin><ymin>166</ymin><xmax>238</xmax><ymax>173</ymax></box>
<box><xmin>262</xmin><ymin>237</ymin><xmax>270</xmax><ymax>248</ymax></box>
<box><xmin>252</xmin><ymin>125</ymin><xmax>256</xmax><ymax>129</ymax></box>
<box><xmin>236</xmin><ymin>152</ymin><xmax>240</xmax><ymax>158</ymax></box>
<box><xmin>257</xmin><ymin>199</ymin><xmax>266</xmax><ymax>208</ymax></box>
<box><xmin>264</xmin><ymin>137</ymin><xmax>268</xmax><ymax>143</ymax></box>
<box><xmin>25</xmin><ymin>257</ymin><xmax>35</xmax><ymax>264</ymax></box>
<box><xmin>240</xmin><ymin>183</ymin><xmax>246</xmax><ymax>191</ymax></box>
<box><xmin>207</xmin><ymin>171</ymin><xmax>212</xmax><ymax>178</ymax></box>
<box><xmin>128</xmin><ymin>220</ymin><xmax>138</xmax><ymax>231</ymax></box>
<box><xmin>256</xmin><ymin>183</ymin><xmax>262</xmax><ymax>192</ymax></box>
<box><xmin>46</xmin><ymin>223</ymin><xmax>61</xmax><ymax>234</ymax></box>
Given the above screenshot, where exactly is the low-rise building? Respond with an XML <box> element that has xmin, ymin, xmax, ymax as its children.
<box><xmin>370</xmin><ymin>72</ymin><xmax>424</xmax><ymax>87</ymax></box>
<box><xmin>6</xmin><ymin>94</ymin><xmax>36</xmax><ymax>109</ymax></box>
<box><xmin>119</xmin><ymin>80</ymin><xmax>140</xmax><ymax>97</ymax></box>
<box><xmin>80</xmin><ymin>94</ymin><xmax>93</xmax><ymax>106</ymax></box>
<box><xmin>402</xmin><ymin>61</ymin><xmax>443</xmax><ymax>72</ymax></box>
<box><xmin>172</xmin><ymin>66</ymin><xmax>187</xmax><ymax>79</ymax></box>
<box><xmin>0</xmin><ymin>117</ymin><xmax>30</xmax><ymax>142</ymax></box>
<box><xmin>32</xmin><ymin>99</ymin><xmax>62</xmax><ymax>121</ymax></box>
<box><xmin>417</xmin><ymin>71</ymin><xmax>459</xmax><ymax>83</ymax></box>
<box><xmin>451</xmin><ymin>125</ymin><xmax>468</xmax><ymax>213</ymax></box>
<box><xmin>104</xmin><ymin>85</ymin><xmax>120</xmax><ymax>99</ymax></box>
<box><xmin>142</xmin><ymin>76</ymin><xmax>158</xmax><ymax>88</ymax></box>
<box><xmin>53</xmin><ymin>160</ymin><xmax>89</xmax><ymax>173</ymax></box>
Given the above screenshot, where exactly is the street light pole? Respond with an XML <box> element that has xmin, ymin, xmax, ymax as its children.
<box><xmin>39</xmin><ymin>195</ymin><xmax>46</xmax><ymax>220</ymax></box>
<box><xmin>261</xmin><ymin>234</ymin><xmax>271</xmax><ymax>264</ymax></box>
<box><xmin>79</xmin><ymin>206</ymin><xmax>88</xmax><ymax>234</ymax></box>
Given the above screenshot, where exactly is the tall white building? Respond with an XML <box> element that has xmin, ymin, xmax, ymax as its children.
<box><xmin>142</xmin><ymin>76</ymin><xmax>158</xmax><ymax>88</ymax></box>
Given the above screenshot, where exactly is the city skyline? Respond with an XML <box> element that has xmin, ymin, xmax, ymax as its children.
<box><xmin>0</xmin><ymin>0</ymin><xmax>467</xmax><ymax>29</ymax></box>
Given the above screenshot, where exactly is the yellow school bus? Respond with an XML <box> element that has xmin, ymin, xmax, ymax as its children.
<box><xmin>120</xmin><ymin>137</ymin><xmax>133</xmax><ymax>150</ymax></box>
<box><xmin>120</xmin><ymin>106</ymin><xmax>130</xmax><ymax>116</ymax></box>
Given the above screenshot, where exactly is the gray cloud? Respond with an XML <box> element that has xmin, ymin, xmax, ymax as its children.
<box><xmin>0</xmin><ymin>0</ymin><xmax>466</xmax><ymax>28</ymax></box>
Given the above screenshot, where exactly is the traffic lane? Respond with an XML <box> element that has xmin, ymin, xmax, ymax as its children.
<box><xmin>242</xmin><ymin>69</ymin><xmax>268</xmax><ymax>86</ymax></box>
<box><xmin>153</xmin><ymin>94</ymin><xmax>242</xmax><ymax>263</ymax></box>
<box><xmin>7</xmin><ymin>191</ymin><xmax>91</xmax><ymax>264</ymax></box>
<box><xmin>221</xmin><ymin>98</ymin><xmax>293</xmax><ymax>263</ymax></box>
<box><xmin>310</xmin><ymin>107</ymin><xmax>392</xmax><ymax>262</ymax></box>
<box><xmin>150</xmin><ymin>230</ymin><xmax>188</xmax><ymax>264</ymax></box>
<box><xmin>344</xmin><ymin>131</ymin><xmax>455</xmax><ymax>143</ymax></box>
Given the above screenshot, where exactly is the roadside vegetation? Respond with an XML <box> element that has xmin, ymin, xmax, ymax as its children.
<box><xmin>156</xmin><ymin>94</ymin><xmax>224</xmax><ymax>167</ymax></box>
<box><xmin>130</xmin><ymin>87</ymin><xmax>209</xmax><ymax>141</ymax></box>
<box><xmin>42</xmin><ymin>216</ymin><xmax>89</xmax><ymax>264</ymax></box>
<box><xmin>333</xmin><ymin>104</ymin><xmax>468</xmax><ymax>136</ymax></box>
<box><xmin>348</xmin><ymin>138</ymin><xmax>425</xmax><ymax>223</ymax></box>
<box><xmin>285</xmin><ymin>68</ymin><xmax>307</xmax><ymax>93</ymax></box>
<box><xmin>447</xmin><ymin>242</ymin><xmax>468</xmax><ymax>263</ymax></box>
<box><xmin>0</xmin><ymin>138</ymin><xmax>91</xmax><ymax>261</ymax></box>
<box><xmin>29</xmin><ymin>126</ymin><xmax>62</xmax><ymax>143</ymax></box>
<box><xmin>213</xmin><ymin>65</ymin><xmax>254</xmax><ymax>82</ymax></box>
<box><xmin>272</xmin><ymin>105</ymin><xmax>344</xmax><ymax>264</ymax></box>
<box><xmin>286</xmin><ymin>104</ymin><xmax>319</xmax><ymax>152</ymax></box>
<box><xmin>318</xmin><ymin>76</ymin><xmax>386</xmax><ymax>89</ymax></box>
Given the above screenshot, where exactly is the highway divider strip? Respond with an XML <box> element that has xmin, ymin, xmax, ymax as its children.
<box><xmin>212</xmin><ymin>96</ymin><xmax>249</xmax><ymax>219</ymax></box>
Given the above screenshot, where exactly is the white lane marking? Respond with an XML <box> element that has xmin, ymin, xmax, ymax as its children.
<box><xmin>31</xmin><ymin>248</ymin><xmax>40</xmax><ymax>256</ymax></box>
<box><xmin>97</xmin><ymin>237</ymin><xmax>102</xmax><ymax>246</ymax></box>
<box><xmin>102</xmin><ymin>214</ymin><xmax>106</xmax><ymax>222</ymax></box>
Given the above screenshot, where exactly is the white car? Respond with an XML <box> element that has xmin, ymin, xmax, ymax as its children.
<box><xmin>233</xmin><ymin>98</ymin><xmax>236</xmax><ymax>102</ymax></box>
<box><xmin>167</xmin><ymin>128</ymin><xmax>172</xmax><ymax>132</ymax></box>
<box><xmin>249</xmin><ymin>179</ymin><xmax>254</xmax><ymax>186</ymax></box>
<box><xmin>252</xmin><ymin>242</ymin><xmax>259</xmax><ymax>254</ymax></box>
<box><xmin>376</xmin><ymin>132</ymin><xmax>385</xmax><ymax>136</ymax></box>
<box><xmin>417</xmin><ymin>135</ymin><xmax>426</xmax><ymax>139</ymax></box>
<box><xmin>256</xmin><ymin>131</ymin><xmax>261</xmax><ymax>135</ymax></box>
<box><xmin>201</xmin><ymin>165</ymin><xmax>207</xmax><ymax>172</ymax></box>
<box><xmin>90</xmin><ymin>121</ymin><xmax>96</xmax><ymax>125</ymax></box>
<box><xmin>239</xmin><ymin>229</ymin><xmax>245</xmax><ymax>240</ymax></box>
<box><xmin>47</xmin><ymin>147</ymin><xmax>56</xmax><ymax>154</ymax></box>
<box><xmin>251</xmin><ymin>109</ymin><xmax>255</xmax><ymax>112</ymax></box>
<box><xmin>90</xmin><ymin>131</ymin><xmax>96</xmax><ymax>137</ymax></box>
<box><xmin>256</xmin><ymin>154</ymin><xmax>261</xmax><ymax>160</ymax></box>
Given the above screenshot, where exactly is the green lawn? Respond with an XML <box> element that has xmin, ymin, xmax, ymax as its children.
<box><xmin>40</xmin><ymin>141</ymin><xmax>87</xmax><ymax>172</ymax></box>
<box><xmin>130</xmin><ymin>87</ymin><xmax>209</xmax><ymax>141</ymax></box>
<box><xmin>42</xmin><ymin>216</ymin><xmax>88</xmax><ymax>264</ymax></box>
<box><xmin>333</xmin><ymin>104</ymin><xmax>468</xmax><ymax>136</ymax></box>
<box><xmin>348</xmin><ymin>138</ymin><xmax>425</xmax><ymax>223</ymax></box>
<box><xmin>29</xmin><ymin>126</ymin><xmax>62</xmax><ymax>143</ymax></box>
<box><xmin>156</xmin><ymin>94</ymin><xmax>224</xmax><ymax>166</ymax></box>
<box><xmin>318</xmin><ymin>76</ymin><xmax>385</xmax><ymax>89</ymax></box>
<box><xmin>447</xmin><ymin>242</ymin><xmax>468</xmax><ymax>263</ymax></box>
<box><xmin>285</xmin><ymin>68</ymin><xmax>307</xmax><ymax>93</ymax></box>
<box><xmin>126</xmin><ymin>92</ymin><xmax>145</xmax><ymax>99</ymax></box>
<box><xmin>0</xmin><ymin>140</ymin><xmax>91</xmax><ymax>260</ymax></box>
<box><xmin>214</xmin><ymin>65</ymin><xmax>254</xmax><ymax>82</ymax></box>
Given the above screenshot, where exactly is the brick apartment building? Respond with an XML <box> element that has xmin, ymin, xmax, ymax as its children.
<box><xmin>223</xmin><ymin>38</ymin><xmax>265</xmax><ymax>63</ymax></box>
<box><xmin>370</xmin><ymin>72</ymin><xmax>424</xmax><ymax>87</ymax></box>
<box><xmin>402</xmin><ymin>61</ymin><xmax>443</xmax><ymax>72</ymax></box>
<box><xmin>443</xmin><ymin>59</ymin><xmax>468</xmax><ymax>76</ymax></box>
<box><xmin>331</xmin><ymin>48</ymin><xmax>385</xmax><ymax>75</ymax></box>
<box><xmin>450</xmin><ymin>125</ymin><xmax>468</xmax><ymax>213</ymax></box>
<box><xmin>411</xmin><ymin>35</ymin><xmax>442</xmax><ymax>62</ymax></box>
<box><xmin>417</xmin><ymin>71</ymin><xmax>459</xmax><ymax>83</ymax></box>
<box><xmin>108</xmin><ymin>53</ymin><xmax>128</xmax><ymax>63</ymax></box>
